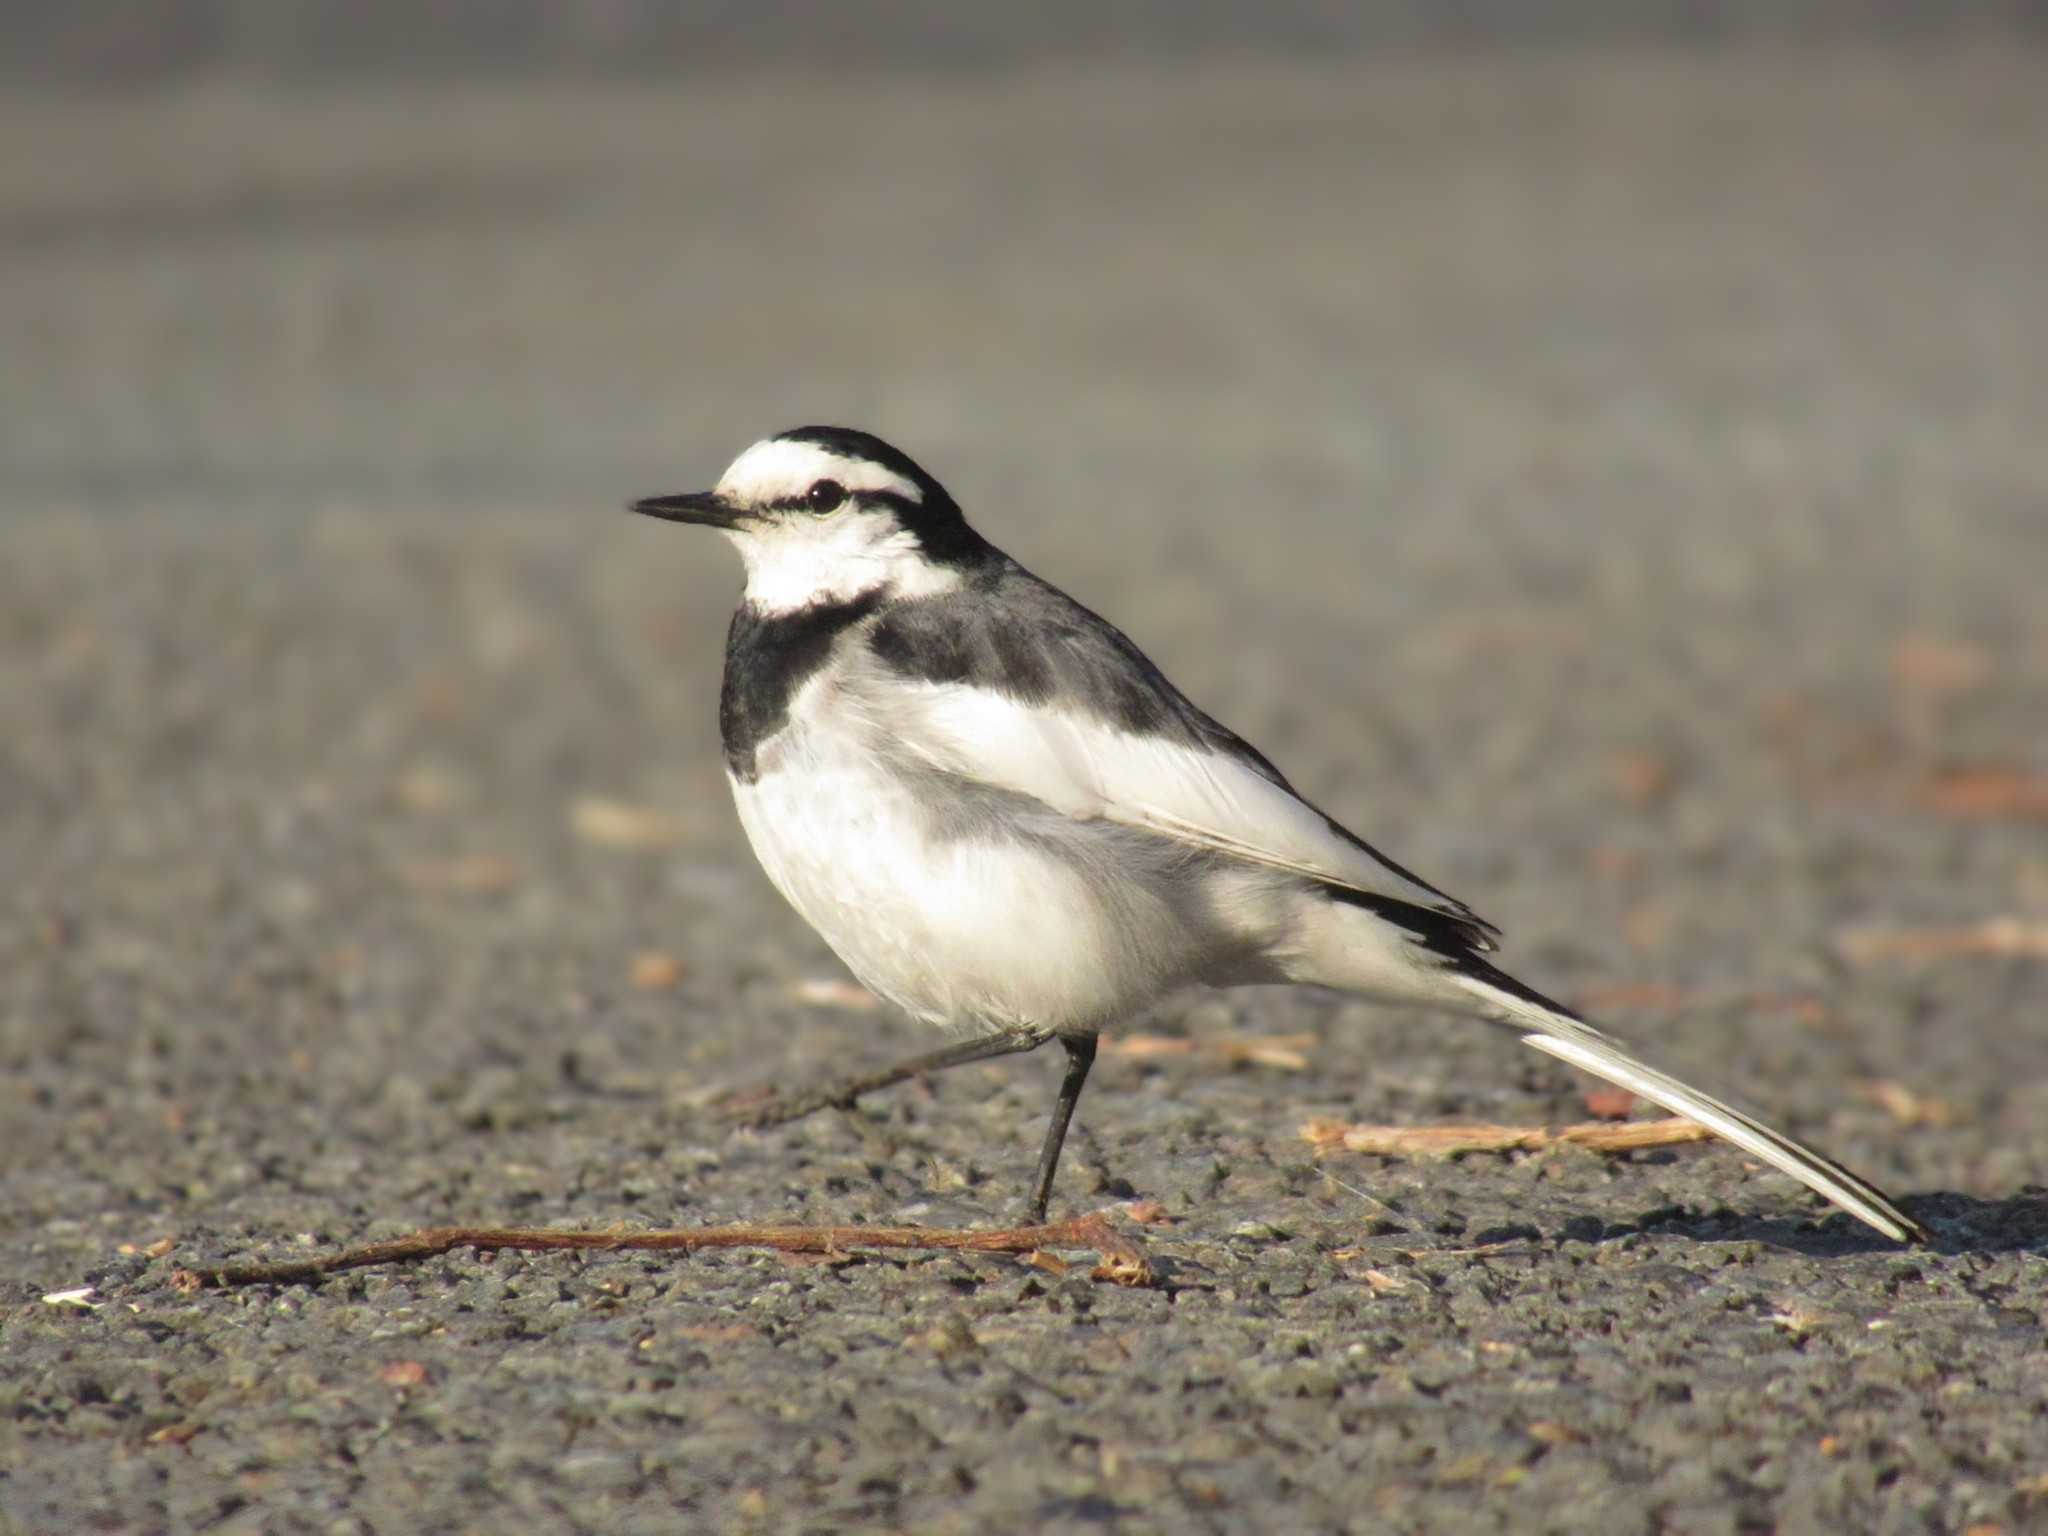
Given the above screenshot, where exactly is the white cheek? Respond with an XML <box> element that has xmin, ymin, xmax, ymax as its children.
<box><xmin>732</xmin><ymin>517</ymin><xmax>960</xmax><ymax>611</ymax></box>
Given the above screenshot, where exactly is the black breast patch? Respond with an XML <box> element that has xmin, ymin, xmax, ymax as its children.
<box><xmin>720</xmin><ymin>592</ymin><xmax>883</xmax><ymax>781</ymax></box>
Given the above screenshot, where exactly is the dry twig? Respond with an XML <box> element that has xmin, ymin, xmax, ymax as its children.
<box><xmin>1835</xmin><ymin>917</ymin><xmax>2048</xmax><ymax>966</ymax></box>
<box><xmin>1101</xmin><ymin>1032</ymin><xmax>1314</xmax><ymax>1071</ymax></box>
<box><xmin>171</xmin><ymin>1210</ymin><xmax>1153</xmax><ymax>1291</ymax></box>
<box><xmin>1918</xmin><ymin>766</ymin><xmax>2048</xmax><ymax>822</ymax></box>
<box><xmin>1858</xmin><ymin>1079</ymin><xmax>1959</xmax><ymax>1128</ymax></box>
<box><xmin>570</xmin><ymin>796</ymin><xmax>694</xmax><ymax>848</ymax></box>
<box><xmin>787</xmin><ymin>978</ymin><xmax>883</xmax><ymax>1011</ymax></box>
<box><xmin>1303</xmin><ymin>1117</ymin><xmax>1712</xmax><ymax>1159</ymax></box>
<box><xmin>629</xmin><ymin>951</ymin><xmax>685</xmax><ymax>990</ymax></box>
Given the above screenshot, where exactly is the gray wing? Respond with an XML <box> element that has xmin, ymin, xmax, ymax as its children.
<box><xmin>864</xmin><ymin>561</ymin><xmax>1499</xmax><ymax>950</ymax></box>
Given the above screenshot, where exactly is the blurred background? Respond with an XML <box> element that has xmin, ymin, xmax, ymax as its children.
<box><xmin>7</xmin><ymin>1</ymin><xmax>2047</xmax><ymax>1171</ymax></box>
<box><xmin>8</xmin><ymin>0</ymin><xmax>2048</xmax><ymax>1171</ymax></box>
<box><xmin>9</xmin><ymin>2</ymin><xmax>2048</xmax><ymax>535</ymax></box>
<box><xmin>6</xmin><ymin>5</ymin><xmax>2048</xmax><ymax>1530</ymax></box>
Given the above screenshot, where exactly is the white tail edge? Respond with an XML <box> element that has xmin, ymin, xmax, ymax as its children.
<box><xmin>1454</xmin><ymin>974</ymin><xmax>1926</xmax><ymax>1245</ymax></box>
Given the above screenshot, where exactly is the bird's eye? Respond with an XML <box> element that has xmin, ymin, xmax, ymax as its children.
<box><xmin>806</xmin><ymin>480</ymin><xmax>847</xmax><ymax>513</ymax></box>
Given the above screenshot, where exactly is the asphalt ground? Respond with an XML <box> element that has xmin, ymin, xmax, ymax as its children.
<box><xmin>4</xmin><ymin>49</ymin><xmax>2047</xmax><ymax>1535</ymax></box>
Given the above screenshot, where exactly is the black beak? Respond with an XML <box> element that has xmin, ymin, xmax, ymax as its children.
<box><xmin>628</xmin><ymin>491</ymin><xmax>745</xmax><ymax>528</ymax></box>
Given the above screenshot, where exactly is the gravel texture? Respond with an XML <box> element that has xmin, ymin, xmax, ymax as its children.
<box><xmin>4</xmin><ymin>46</ymin><xmax>2048</xmax><ymax>1536</ymax></box>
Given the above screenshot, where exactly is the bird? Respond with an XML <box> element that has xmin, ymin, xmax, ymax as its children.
<box><xmin>629</xmin><ymin>426</ymin><xmax>1925</xmax><ymax>1245</ymax></box>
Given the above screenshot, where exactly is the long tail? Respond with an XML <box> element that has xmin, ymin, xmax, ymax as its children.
<box><xmin>1449</xmin><ymin>963</ymin><xmax>1926</xmax><ymax>1244</ymax></box>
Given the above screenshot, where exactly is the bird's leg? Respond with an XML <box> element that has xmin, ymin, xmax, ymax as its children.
<box><xmin>718</xmin><ymin>1025</ymin><xmax>1053</xmax><ymax>1129</ymax></box>
<box><xmin>1024</xmin><ymin>1034</ymin><xmax>1098</xmax><ymax>1225</ymax></box>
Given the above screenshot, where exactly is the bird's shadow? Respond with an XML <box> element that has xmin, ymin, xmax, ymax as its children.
<box><xmin>1584</xmin><ymin>1188</ymin><xmax>2048</xmax><ymax>1258</ymax></box>
<box><xmin>1304</xmin><ymin>1190</ymin><xmax>2047</xmax><ymax>1264</ymax></box>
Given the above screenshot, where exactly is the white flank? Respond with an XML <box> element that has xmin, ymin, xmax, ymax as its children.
<box><xmin>729</xmin><ymin>679</ymin><xmax>1222</xmax><ymax>1032</ymax></box>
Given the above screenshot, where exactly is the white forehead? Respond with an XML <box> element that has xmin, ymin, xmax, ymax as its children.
<box><xmin>715</xmin><ymin>438</ymin><xmax>922</xmax><ymax>506</ymax></box>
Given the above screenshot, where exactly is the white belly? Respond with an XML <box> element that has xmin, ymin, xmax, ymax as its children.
<box><xmin>730</xmin><ymin>722</ymin><xmax>1194</xmax><ymax>1033</ymax></box>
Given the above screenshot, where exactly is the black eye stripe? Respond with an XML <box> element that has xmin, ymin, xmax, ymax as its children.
<box><xmin>758</xmin><ymin>481</ymin><xmax>922</xmax><ymax>515</ymax></box>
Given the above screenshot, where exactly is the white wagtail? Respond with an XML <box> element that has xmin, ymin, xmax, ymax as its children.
<box><xmin>630</xmin><ymin>426</ymin><xmax>1924</xmax><ymax>1244</ymax></box>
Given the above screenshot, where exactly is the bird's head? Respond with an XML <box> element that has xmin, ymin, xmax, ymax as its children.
<box><xmin>632</xmin><ymin>427</ymin><xmax>985</xmax><ymax>611</ymax></box>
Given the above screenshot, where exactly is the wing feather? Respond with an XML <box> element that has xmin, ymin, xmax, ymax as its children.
<box><xmin>854</xmin><ymin>562</ymin><xmax>1496</xmax><ymax>948</ymax></box>
<box><xmin>869</xmin><ymin>678</ymin><xmax>1496</xmax><ymax>946</ymax></box>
